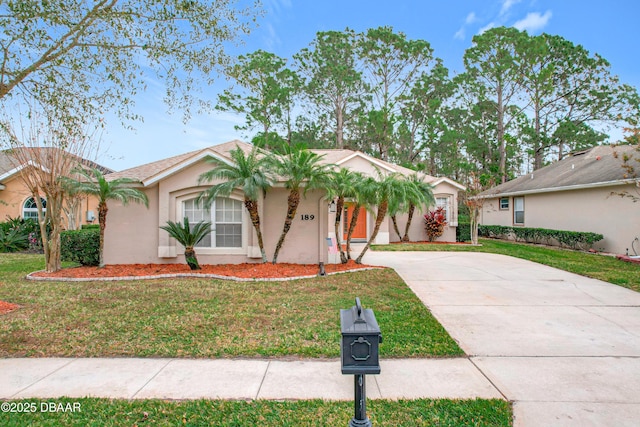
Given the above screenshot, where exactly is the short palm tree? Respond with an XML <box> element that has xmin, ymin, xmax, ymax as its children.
<box><xmin>198</xmin><ymin>146</ymin><xmax>273</xmax><ymax>263</ymax></box>
<box><xmin>160</xmin><ymin>218</ymin><xmax>212</xmax><ymax>270</ymax></box>
<box><xmin>267</xmin><ymin>145</ymin><xmax>330</xmax><ymax>264</ymax></box>
<box><xmin>61</xmin><ymin>168</ymin><xmax>149</xmax><ymax>267</ymax></box>
<box><xmin>401</xmin><ymin>173</ymin><xmax>435</xmax><ymax>242</ymax></box>
<box><xmin>326</xmin><ymin>168</ymin><xmax>364</xmax><ymax>263</ymax></box>
<box><xmin>355</xmin><ymin>172</ymin><xmax>423</xmax><ymax>264</ymax></box>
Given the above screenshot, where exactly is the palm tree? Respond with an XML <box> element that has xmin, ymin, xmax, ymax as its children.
<box><xmin>326</xmin><ymin>168</ymin><xmax>364</xmax><ymax>263</ymax></box>
<box><xmin>61</xmin><ymin>168</ymin><xmax>149</xmax><ymax>267</ymax></box>
<box><xmin>355</xmin><ymin>172</ymin><xmax>423</xmax><ymax>264</ymax></box>
<box><xmin>198</xmin><ymin>147</ymin><xmax>273</xmax><ymax>263</ymax></box>
<box><xmin>267</xmin><ymin>146</ymin><xmax>330</xmax><ymax>264</ymax></box>
<box><xmin>160</xmin><ymin>218</ymin><xmax>212</xmax><ymax>270</ymax></box>
<box><xmin>401</xmin><ymin>173</ymin><xmax>435</xmax><ymax>242</ymax></box>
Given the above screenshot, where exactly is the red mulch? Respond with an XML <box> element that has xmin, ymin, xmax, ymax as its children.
<box><xmin>616</xmin><ymin>255</ymin><xmax>640</xmax><ymax>265</ymax></box>
<box><xmin>0</xmin><ymin>300</ymin><xmax>19</xmax><ymax>315</ymax></box>
<box><xmin>31</xmin><ymin>260</ymin><xmax>377</xmax><ymax>280</ymax></box>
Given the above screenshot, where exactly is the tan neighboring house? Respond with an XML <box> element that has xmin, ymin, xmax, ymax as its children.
<box><xmin>103</xmin><ymin>140</ymin><xmax>465</xmax><ymax>265</ymax></box>
<box><xmin>477</xmin><ymin>144</ymin><xmax>640</xmax><ymax>255</ymax></box>
<box><xmin>0</xmin><ymin>148</ymin><xmax>111</xmax><ymax>228</ymax></box>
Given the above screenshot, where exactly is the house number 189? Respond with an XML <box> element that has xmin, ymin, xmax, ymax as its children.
<box><xmin>300</xmin><ymin>214</ymin><xmax>315</xmax><ymax>221</ymax></box>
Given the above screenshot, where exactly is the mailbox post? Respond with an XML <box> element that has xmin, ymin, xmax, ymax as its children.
<box><xmin>340</xmin><ymin>297</ymin><xmax>382</xmax><ymax>427</ymax></box>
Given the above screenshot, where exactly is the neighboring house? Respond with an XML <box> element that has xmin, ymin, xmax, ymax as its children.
<box><xmin>103</xmin><ymin>140</ymin><xmax>465</xmax><ymax>265</ymax></box>
<box><xmin>0</xmin><ymin>148</ymin><xmax>112</xmax><ymax>228</ymax></box>
<box><xmin>477</xmin><ymin>144</ymin><xmax>640</xmax><ymax>255</ymax></box>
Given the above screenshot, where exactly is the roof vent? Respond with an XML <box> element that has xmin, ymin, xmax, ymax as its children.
<box><xmin>572</xmin><ymin>164</ymin><xmax>575</xmax><ymax>170</ymax></box>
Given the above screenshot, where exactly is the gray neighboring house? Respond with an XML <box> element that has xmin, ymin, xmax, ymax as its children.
<box><xmin>477</xmin><ymin>144</ymin><xmax>640</xmax><ymax>255</ymax></box>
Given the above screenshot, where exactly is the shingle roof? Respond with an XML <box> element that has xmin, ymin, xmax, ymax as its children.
<box><xmin>105</xmin><ymin>139</ymin><xmax>465</xmax><ymax>191</ymax></box>
<box><xmin>105</xmin><ymin>139</ymin><xmax>253</xmax><ymax>183</ymax></box>
<box><xmin>478</xmin><ymin>144</ymin><xmax>640</xmax><ymax>197</ymax></box>
<box><xmin>0</xmin><ymin>147</ymin><xmax>113</xmax><ymax>181</ymax></box>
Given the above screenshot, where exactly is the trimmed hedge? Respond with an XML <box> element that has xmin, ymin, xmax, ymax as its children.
<box><xmin>61</xmin><ymin>228</ymin><xmax>100</xmax><ymax>266</ymax></box>
<box><xmin>456</xmin><ymin>222</ymin><xmax>471</xmax><ymax>242</ymax></box>
<box><xmin>479</xmin><ymin>225</ymin><xmax>603</xmax><ymax>250</ymax></box>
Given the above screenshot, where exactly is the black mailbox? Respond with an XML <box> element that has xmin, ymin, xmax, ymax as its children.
<box><xmin>340</xmin><ymin>297</ymin><xmax>382</xmax><ymax>375</ymax></box>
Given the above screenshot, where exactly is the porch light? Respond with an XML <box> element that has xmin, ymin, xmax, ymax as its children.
<box><xmin>329</xmin><ymin>200</ymin><xmax>337</xmax><ymax>213</ymax></box>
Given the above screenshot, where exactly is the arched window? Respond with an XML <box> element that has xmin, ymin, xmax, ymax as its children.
<box><xmin>23</xmin><ymin>197</ymin><xmax>46</xmax><ymax>220</ymax></box>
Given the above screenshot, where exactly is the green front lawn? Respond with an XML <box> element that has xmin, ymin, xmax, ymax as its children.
<box><xmin>0</xmin><ymin>254</ymin><xmax>461</xmax><ymax>358</ymax></box>
<box><xmin>0</xmin><ymin>398</ymin><xmax>512</xmax><ymax>427</ymax></box>
<box><xmin>373</xmin><ymin>239</ymin><xmax>640</xmax><ymax>293</ymax></box>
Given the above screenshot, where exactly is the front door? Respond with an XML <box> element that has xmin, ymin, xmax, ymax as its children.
<box><xmin>343</xmin><ymin>203</ymin><xmax>367</xmax><ymax>241</ymax></box>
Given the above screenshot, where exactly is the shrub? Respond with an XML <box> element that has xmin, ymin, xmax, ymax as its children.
<box><xmin>0</xmin><ymin>217</ymin><xmax>40</xmax><ymax>252</ymax></box>
<box><xmin>61</xmin><ymin>228</ymin><xmax>100</xmax><ymax>266</ymax></box>
<box><xmin>81</xmin><ymin>224</ymin><xmax>100</xmax><ymax>230</ymax></box>
<box><xmin>479</xmin><ymin>225</ymin><xmax>603</xmax><ymax>250</ymax></box>
<box><xmin>0</xmin><ymin>227</ymin><xmax>29</xmax><ymax>252</ymax></box>
<box><xmin>456</xmin><ymin>222</ymin><xmax>471</xmax><ymax>242</ymax></box>
<box><xmin>424</xmin><ymin>207</ymin><xmax>447</xmax><ymax>242</ymax></box>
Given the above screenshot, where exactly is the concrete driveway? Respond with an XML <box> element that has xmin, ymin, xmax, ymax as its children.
<box><xmin>364</xmin><ymin>251</ymin><xmax>640</xmax><ymax>427</ymax></box>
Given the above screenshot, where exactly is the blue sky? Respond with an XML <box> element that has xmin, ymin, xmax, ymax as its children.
<box><xmin>100</xmin><ymin>0</ymin><xmax>640</xmax><ymax>171</ymax></box>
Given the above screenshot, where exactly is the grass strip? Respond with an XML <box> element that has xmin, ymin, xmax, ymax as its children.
<box><xmin>0</xmin><ymin>397</ymin><xmax>512</xmax><ymax>426</ymax></box>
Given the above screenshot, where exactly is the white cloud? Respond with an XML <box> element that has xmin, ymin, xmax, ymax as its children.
<box><xmin>513</xmin><ymin>10</ymin><xmax>552</xmax><ymax>33</ymax></box>
<box><xmin>478</xmin><ymin>22</ymin><xmax>497</xmax><ymax>35</ymax></box>
<box><xmin>454</xmin><ymin>12</ymin><xmax>478</xmax><ymax>40</ymax></box>
<box><xmin>465</xmin><ymin>12</ymin><xmax>478</xmax><ymax>24</ymax></box>
<box><xmin>500</xmin><ymin>0</ymin><xmax>521</xmax><ymax>16</ymax></box>
<box><xmin>262</xmin><ymin>22</ymin><xmax>281</xmax><ymax>50</ymax></box>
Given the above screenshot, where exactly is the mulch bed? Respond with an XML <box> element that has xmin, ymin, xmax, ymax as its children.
<box><xmin>0</xmin><ymin>300</ymin><xmax>20</xmax><ymax>315</ymax></box>
<box><xmin>31</xmin><ymin>260</ymin><xmax>377</xmax><ymax>280</ymax></box>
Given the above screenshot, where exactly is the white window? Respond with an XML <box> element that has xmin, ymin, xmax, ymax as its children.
<box><xmin>499</xmin><ymin>197</ymin><xmax>509</xmax><ymax>210</ymax></box>
<box><xmin>183</xmin><ymin>197</ymin><xmax>243</xmax><ymax>248</ymax></box>
<box><xmin>23</xmin><ymin>197</ymin><xmax>46</xmax><ymax>220</ymax></box>
<box><xmin>513</xmin><ymin>196</ymin><xmax>525</xmax><ymax>225</ymax></box>
<box><xmin>436</xmin><ymin>196</ymin><xmax>450</xmax><ymax>223</ymax></box>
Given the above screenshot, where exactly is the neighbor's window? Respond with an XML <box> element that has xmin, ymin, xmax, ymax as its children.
<box><xmin>513</xmin><ymin>196</ymin><xmax>524</xmax><ymax>225</ymax></box>
<box><xmin>183</xmin><ymin>197</ymin><xmax>243</xmax><ymax>248</ymax></box>
<box><xmin>499</xmin><ymin>197</ymin><xmax>509</xmax><ymax>210</ymax></box>
<box><xmin>436</xmin><ymin>196</ymin><xmax>450</xmax><ymax>222</ymax></box>
<box><xmin>23</xmin><ymin>197</ymin><xmax>46</xmax><ymax>220</ymax></box>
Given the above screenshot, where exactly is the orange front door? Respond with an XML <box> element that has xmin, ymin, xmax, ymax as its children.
<box><xmin>343</xmin><ymin>204</ymin><xmax>367</xmax><ymax>240</ymax></box>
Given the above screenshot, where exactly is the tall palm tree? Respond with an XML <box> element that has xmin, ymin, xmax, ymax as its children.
<box><xmin>61</xmin><ymin>168</ymin><xmax>149</xmax><ymax>267</ymax></box>
<box><xmin>355</xmin><ymin>172</ymin><xmax>422</xmax><ymax>264</ymax></box>
<box><xmin>198</xmin><ymin>147</ymin><xmax>273</xmax><ymax>263</ymax></box>
<box><xmin>401</xmin><ymin>173</ymin><xmax>435</xmax><ymax>242</ymax></box>
<box><xmin>267</xmin><ymin>146</ymin><xmax>330</xmax><ymax>264</ymax></box>
<box><xmin>160</xmin><ymin>218</ymin><xmax>212</xmax><ymax>270</ymax></box>
<box><xmin>326</xmin><ymin>168</ymin><xmax>364</xmax><ymax>263</ymax></box>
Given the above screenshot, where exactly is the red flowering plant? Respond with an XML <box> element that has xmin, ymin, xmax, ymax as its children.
<box><xmin>424</xmin><ymin>207</ymin><xmax>447</xmax><ymax>242</ymax></box>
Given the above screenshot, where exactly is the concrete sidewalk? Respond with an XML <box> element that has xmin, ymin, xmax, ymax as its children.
<box><xmin>365</xmin><ymin>251</ymin><xmax>640</xmax><ymax>427</ymax></box>
<box><xmin>1</xmin><ymin>357</ymin><xmax>501</xmax><ymax>401</ymax></box>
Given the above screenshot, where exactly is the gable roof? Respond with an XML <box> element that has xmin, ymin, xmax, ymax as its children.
<box><xmin>478</xmin><ymin>144</ymin><xmax>640</xmax><ymax>198</ymax></box>
<box><xmin>310</xmin><ymin>149</ymin><xmax>466</xmax><ymax>190</ymax></box>
<box><xmin>0</xmin><ymin>147</ymin><xmax>113</xmax><ymax>184</ymax></box>
<box><xmin>106</xmin><ymin>140</ymin><xmax>466</xmax><ymax>191</ymax></box>
<box><xmin>105</xmin><ymin>140</ymin><xmax>253</xmax><ymax>185</ymax></box>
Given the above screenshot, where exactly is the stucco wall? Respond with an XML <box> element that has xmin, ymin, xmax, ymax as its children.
<box><xmin>103</xmin><ymin>158</ymin><xmax>330</xmax><ymax>265</ymax></box>
<box><xmin>0</xmin><ymin>174</ymin><xmax>102</xmax><ymax>228</ymax></box>
<box><xmin>480</xmin><ymin>183</ymin><xmax>639</xmax><ymax>254</ymax></box>
<box><xmin>388</xmin><ymin>180</ymin><xmax>459</xmax><ymax>243</ymax></box>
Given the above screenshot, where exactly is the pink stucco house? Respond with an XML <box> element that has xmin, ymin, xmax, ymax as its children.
<box><xmin>103</xmin><ymin>140</ymin><xmax>464</xmax><ymax>265</ymax></box>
